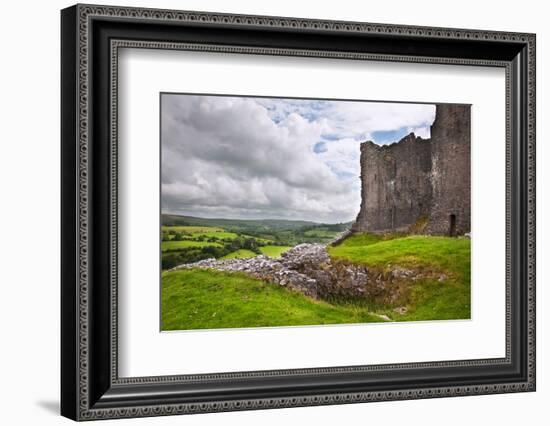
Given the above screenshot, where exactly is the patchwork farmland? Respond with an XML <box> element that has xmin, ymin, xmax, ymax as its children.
<box><xmin>161</xmin><ymin>214</ymin><xmax>349</xmax><ymax>270</ymax></box>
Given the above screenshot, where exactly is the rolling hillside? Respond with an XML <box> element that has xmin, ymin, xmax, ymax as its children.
<box><xmin>160</xmin><ymin>214</ymin><xmax>352</xmax><ymax>269</ymax></box>
<box><xmin>161</xmin><ymin>233</ymin><xmax>471</xmax><ymax>330</ymax></box>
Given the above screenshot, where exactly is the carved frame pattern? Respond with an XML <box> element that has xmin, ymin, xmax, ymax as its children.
<box><xmin>61</xmin><ymin>3</ymin><xmax>536</xmax><ymax>421</ymax></box>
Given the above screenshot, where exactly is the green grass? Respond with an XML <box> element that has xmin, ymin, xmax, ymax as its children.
<box><xmin>328</xmin><ymin>234</ymin><xmax>471</xmax><ymax>321</ymax></box>
<box><xmin>161</xmin><ymin>232</ymin><xmax>471</xmax><ymax>330</ymax></box>
<box><xmin>193</xmin><ymin>231</ymin><xmax>239</xmax><ymax>239</ymax></box>
<box><xmin>161</xmin><ymin>269</ymin><xmax>386</xmax><ymax>330</ymax></box>
<box><xmin>221</xmin><ymin>249</ymin><xmax>257</xmax><ymax>259</ymax></box>
<box><xmin>162</xmin><ymin>225</ymin><xmax>226</xmax><ymax>233</ymax></box>
<box><xmin>259</xmin><ymin>245</ymin><xmax>292</xmax><ymax>257</ymax></box>
<box><xmin>331</xmin><ymin>232</ymin><xmax>383</xmax><ymax>247</ymax></box>
<box><xmin>161</xmin><ymin>240</ymin><xmax>222</xmax><ymax>251</ymax></box>
<box><xmin>162</xmin><ymin>225</ymin><xmax>240</xmax><ymax>240</ymax></box>
<box><xmin>329</xmin><ymin>234</ymin><xmax>470</xmax><ymax>275</ymax></box>
<box><xmin>303</xmin><ymin>229</ymin><xmax>339</xmax><ymax>238</ymax></box>
<box><xmin>241</xmin><ymin>235</ymin><xmax>274</xmax><ymax>243</ymax></box>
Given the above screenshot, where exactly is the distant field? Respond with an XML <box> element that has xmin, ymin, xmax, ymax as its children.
<box><xmin>160</xmin><ymin>218</ymin><xmax>351</xmax><ymax>269</ymax></box>
<box><xmin>303</xmin><ymin>229</ymin><xmax>339</xmax><ymax>238</ymax></box>
<box><xmin>161</xmin><ymin>240</ymin><xmax>222</xmax><ymax>252</ymax></box>
<box><xmin>221</xmin><ymin>249</ymin><xmax>257</xmax><ymax>259</ymax></box>
<box><xmin>161</xmin><ymin>225</ymin><xmax>225</xmax><ymax>233</ymax></box>
<box><xmin>241</xmin><ymin>234</ymin><xmax>273</xmax><ymax>243</ymax></box>
<box><xmin>259</xmin><ymin>245</ymin><xmax>292</xmax><ymax>257</ymax></box>
<box><xmin>162</xmin><ymin>226</ymin><xmax>240</xmax><ymax>240</ymax></box>
<box><xmin>161</xmin><ymin>214</ymin><xmax>351</xmax><ymax>247</ymax></box>
<box><xmin>162</xmin><ymin>214</ymin><xmax>324</xmax><ymax>232</ymax></box>
<box><xmin>161</xmin><ymin>269</ymin><xmax>385</xmax><ymax>330</ymax></box>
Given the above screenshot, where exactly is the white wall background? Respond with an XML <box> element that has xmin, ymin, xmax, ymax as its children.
<box><xmin>0</xmin><ymin>0</ymin><xmax>546</xmax><ymax>424</ymax></box>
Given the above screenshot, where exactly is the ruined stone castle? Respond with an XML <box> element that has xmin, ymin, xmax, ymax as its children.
<box><xmin>352</xmin><ymin>104</ymin><xmax>471</xmax><ymax>236</ymax></box>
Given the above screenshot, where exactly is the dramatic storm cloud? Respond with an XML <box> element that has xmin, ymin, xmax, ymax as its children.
<box><xmin>161</xmin><ymin>94</ymin><xmax>435</xmax><ymax>223</ymax></box>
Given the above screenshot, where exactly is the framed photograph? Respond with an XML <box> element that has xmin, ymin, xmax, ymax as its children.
<box><xmin>61</xmin><ymin>4</ymin><xmax>536</xmax><ymax>421</ymax></box>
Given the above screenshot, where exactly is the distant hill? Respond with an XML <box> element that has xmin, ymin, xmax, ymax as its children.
<box><xmin>162</xmin><ymin>214</ymin><xmax>351</xmax><ymax>233</ymax></box>
<box><xmin>160</xmin><ymin>214</ymin><xmax>353</xmax><ymax>268</ymax></box>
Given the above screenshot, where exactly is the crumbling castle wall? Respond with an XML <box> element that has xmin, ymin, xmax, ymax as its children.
<box><xmin>352</xmin><ymin>104</ymin><xmax>471</xmax><ymax>236</ymax></box>
<box><xmin>424</xmin><ymin>105</ymin><xmax>471</xmax><ymax>235</ymax></box>
<box><xmin>353</xmin><ymin>134</ymin><xmax>432</xmax><ymax>232</ymax></box>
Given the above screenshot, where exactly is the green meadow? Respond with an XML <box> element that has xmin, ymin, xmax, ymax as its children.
<box><xmin>259</xmin><ymin>245</ymin><xmax>292</xmax><ymax>257</ymax></box>
<box><xmin>161</xmin><ymin>227</ymin><xmax>471</xmax><ymax>330</ymax></box>
<box><xmin>221</xmin><ymin>249</ymin><xmax>257</xmax><ymax>259</ymax></box>
<box><xmin>162</xmin><ymin>269</ymin><xmax>385</xmax><ymax>330</ymax></box>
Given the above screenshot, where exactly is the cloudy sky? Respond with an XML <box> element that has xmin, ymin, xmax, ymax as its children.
<box><xmin>161</xmin><ymin>94</ymin><xmax>435</xmax><ymax>223</ymax></box>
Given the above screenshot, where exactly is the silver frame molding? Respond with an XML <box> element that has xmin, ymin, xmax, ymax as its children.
<box><xmin>61</xmin><ymin>3</ymin><xmax>536</xmax><ymax>421</ymax></box>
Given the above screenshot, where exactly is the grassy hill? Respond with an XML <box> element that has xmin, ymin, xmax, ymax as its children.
<box><xmin>328</xmin><ymin>234</ymin><xmax>471</xmax><ymax>321</ymax></box>
<box><xmin>161</xmin><ymin>269</ymin><xmax>385</xmax><ymax>330</ymax></box>
<box><xmin>161</xmin><ymin>233</ymin><xmax>471</xmax><ymax>330</ymax></box>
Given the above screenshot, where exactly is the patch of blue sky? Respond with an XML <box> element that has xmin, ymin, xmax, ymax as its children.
<box><xmin>320</xmin><ymin>133</ymin><xmax>341</xmax><ymax>141</ymax></box>
<box><xmin>371</xmin><ymin>127</ymin><xmax>411</xmax><ymax>145</ymax></box>
<box><xmin>371</xmin><ymin>124</ymin><xmax>432</xmax><ymax>145</ymax></box>
<box><xmin>260</xmin><ymin>99</ymin><xmax>327</xmax><ymax>124</ymax></box>
<box><xmin>298</xmin><ymin>111</ymin><xmax>319</xmax><ymax>122</ymax></box>
<box><xmin>313</xmin><ymin>142</ymin><xmax>327</xmax><ymax>154</ymax></box>
<box><xmin>334</xmin><ymin>170</ymin><xmax>356</xmax><ymax>180</ymax></box>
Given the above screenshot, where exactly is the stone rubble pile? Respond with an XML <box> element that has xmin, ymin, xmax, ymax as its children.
<box><xmin>171</xmin><ymin>243</ymin><xmax>418</xmax><ymax>304</ymax></box>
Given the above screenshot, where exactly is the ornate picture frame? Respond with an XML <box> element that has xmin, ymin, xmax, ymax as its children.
<box><xmin>61</xmin><ymin>4</ymin><xmax>535</xmax><ymax>421</ymax></box>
